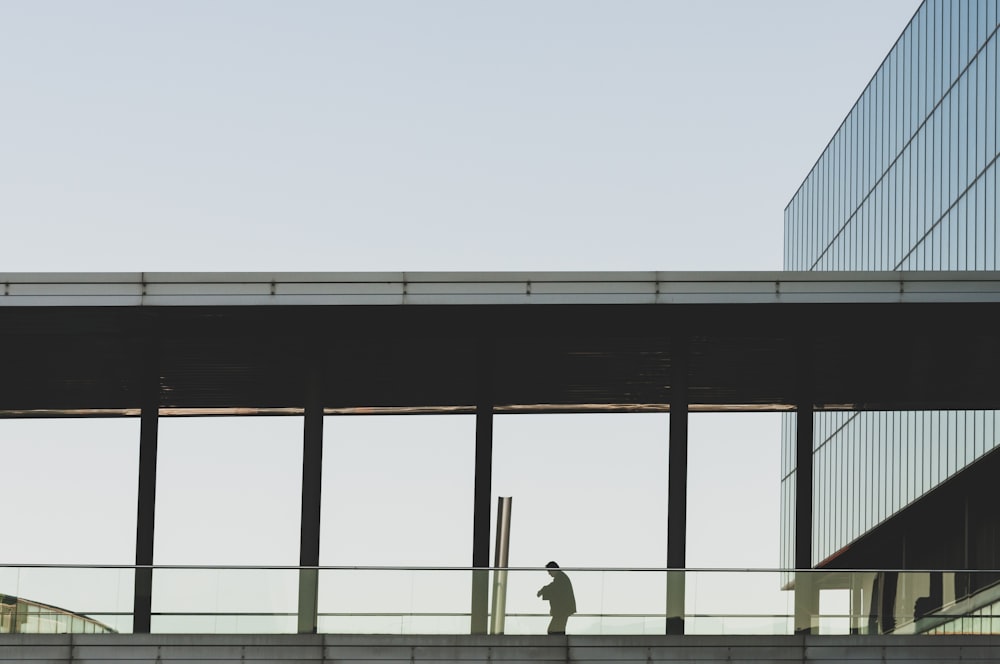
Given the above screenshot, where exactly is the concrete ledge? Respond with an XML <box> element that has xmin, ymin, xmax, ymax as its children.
<box><xmin>2</xmin><ymin>634</ymin><xmax>1000</xmax><ymax>664</ymax></box>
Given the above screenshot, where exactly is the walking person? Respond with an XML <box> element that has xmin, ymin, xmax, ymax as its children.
<box><xmin>537</xmin><ymin>561</ymin><xmax>575</xmax><ymax>635</ymax></box>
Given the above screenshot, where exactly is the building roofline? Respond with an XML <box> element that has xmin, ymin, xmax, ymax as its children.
<box><xmin>2</xmin><ymin>270</ymin><xmax>1000</xmax><ymax>307</ymax></box>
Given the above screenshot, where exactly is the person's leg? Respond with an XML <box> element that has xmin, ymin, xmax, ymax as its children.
<box><xmin>547</xmin><ymin>613</ymin><xmax>568</xmax><ymax>635</ymax></box>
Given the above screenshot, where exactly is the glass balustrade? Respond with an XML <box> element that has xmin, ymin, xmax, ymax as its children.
<box><xmin>1</xmin><ymin>566</ymin><xmax>999</xmax><ymax>636</ymax></box>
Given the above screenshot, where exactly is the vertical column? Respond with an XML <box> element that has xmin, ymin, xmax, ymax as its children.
<box><xmin>794</xmin><ymin>400</ymin><xmax>816</xmax><ymax>635</ymax></box>
<box><xmin>490</xmin><ymin>496</ymin><xmax>513</xmax><ymax>635</ymax></box>
<box><xmin>470</xmin><ymin>342</ymin><xmax>494</xmax><ymax>635</ymax></box>
<box><xmin>298</xmin><ymin>364</ymin><xmax>324</xmax><ymax>634</ymax></box>
<box><xmin>850</xmin><ymin>571</ymin><xmax>862</xmax><ymax>634</ymax></box>
<box><xmin>666</xmin><ymin>335</ymin><xmax>689</xmax><ymax>635</ymax></box>
<box><xmin>133</xmin><ymin>341</ymin><xmax>159</xmax><ymax>634</ymax></box>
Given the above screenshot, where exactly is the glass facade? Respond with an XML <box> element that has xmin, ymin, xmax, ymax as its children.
<box><xmin>782</xmin><ymin>0</ymin><xmax>1000</xmax><ymax>567</ymax></box>
<box><xmin>0</xmin><ymin>594</ymin><xmax>116</xmax><ymax>634</ymax></box>
<box><xmin>780</xmin><ymin>410</ymin><xmax>1000</xmax><ymax>568</ymax></box>
<box><xmin>928</xmin><ymin>596</ymin><xmax>1000</xmax><ymax>634</ymax></box>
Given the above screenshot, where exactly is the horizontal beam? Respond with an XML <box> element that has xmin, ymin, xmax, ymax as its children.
<box><xmin>0</xmin><ymin>403</ymin><xmax>804</xmax><ymax>419</ymax></box>
<box><xmin>3</xmin><ymin>271</ymin><xmax>1000</xmax><ymax>307</ymax></box>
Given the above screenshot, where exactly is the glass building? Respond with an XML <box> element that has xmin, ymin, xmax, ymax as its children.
<box><xmin>0</xmin><ymin>594</ymin><xmax>115</xmax><ymax>634</ymax></box>
<box><xmin>782</xmin><ymin>0</ymin><xmax>1000</xmax><ymax>571</ymax></box>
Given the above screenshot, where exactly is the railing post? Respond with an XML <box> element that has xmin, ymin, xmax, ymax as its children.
<box><xmin>298</xmin><ymin>363</ymin><xmax>323</xmax><ymax>634</ymax></box>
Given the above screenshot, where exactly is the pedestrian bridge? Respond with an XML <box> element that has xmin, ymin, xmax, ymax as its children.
<box><xmin>5</xmin><ymin>272</ymin><xmax>1000</xmax><ymax>660</ymax></box>
<box><xmin>3</xmin><ymin>633</ymin><xmax>999</xmax><ymax>664</ymax></box>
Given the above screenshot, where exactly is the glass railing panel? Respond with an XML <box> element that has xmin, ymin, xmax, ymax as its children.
<box><xmin>317</xmin><ymin>568</ymin><xmax>471</xmax><ymax>635</ymax></box>
<box><xmin>2</xmin><ymin>566</ymin><xmax>1000</xmax><ymax>635</ymax></box>
<box><xmin>557</xmin><ymin>569</ymin><xmax>666</xmax><ymax>635</ymax></box>
<box><xmin>685</xmin><ymin>570</ymin><xmax>794</xmax><ymax>635</ymax></box>
<box><xmin>0</xmin><ymin>565</ymin><xmax>134</xmax><ymax>633</ymax></box>
<box><xmin>150</xmin><ymin>567</ymin><xmax>297</xmax><ymax>634</ymax></box>
<box><xmin>880</xmin><ymin>570</ymin><xmax>1000</xmax><ymax>635</ymax></box>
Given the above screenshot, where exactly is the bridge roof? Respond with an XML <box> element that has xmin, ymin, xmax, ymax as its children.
<box><xmin>2</xmin><ymin>271</ymin><xmax>999</xmax><ymax>415</ymax></box>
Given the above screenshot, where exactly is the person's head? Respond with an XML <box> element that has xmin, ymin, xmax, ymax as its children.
<box><xmin>546</xmin><ymin>561</ymin><xmax>559</xmax><ymax>577</ymax></box>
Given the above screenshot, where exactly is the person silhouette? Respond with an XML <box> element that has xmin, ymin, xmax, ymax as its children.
<box><xmin>536</xmin><ymin>561</ymin><xmax>576</xmax><ymax>634</ymax></box>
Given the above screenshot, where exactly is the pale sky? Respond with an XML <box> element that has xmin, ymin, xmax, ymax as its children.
<box><xmin>0</xmin><ymin>0</ymin><xmax>922</xmax><ymax>630</ymax></box>
<box><xmin>1</xmin><ymin>0</ymin><xmax>920</xmax><ymax>272</ymax></box>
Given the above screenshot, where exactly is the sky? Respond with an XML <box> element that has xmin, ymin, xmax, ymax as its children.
<box><xmin>1</xmin><ymin>0</ymin><xmax>920</xmax><ymax>272</ymax></box>
<box><xmin>0</xmin><ymin>0</ymin><xmax>922</xmax><ymax>631</ymax></box>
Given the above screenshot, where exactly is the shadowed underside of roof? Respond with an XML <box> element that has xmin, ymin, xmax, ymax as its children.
<box><xmin>1</xmin><ymin>271</ymin><xmax>999</xmax><ymax>415</ymax></box>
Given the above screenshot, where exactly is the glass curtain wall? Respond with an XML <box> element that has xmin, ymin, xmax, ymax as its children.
<box><xmin>780</xmin><ymin>410</ymin><xmax>1000</xmax><ymax>567</ymax></box>
<box><xmin>782</xmin><ymin>0</ymin><xmax>1000</xmax><ymax>567</ymax></box>
<box><xmin>785</xmin><ymin>0</ymin><xmax>999</xmax><ymax>272</ymax></box>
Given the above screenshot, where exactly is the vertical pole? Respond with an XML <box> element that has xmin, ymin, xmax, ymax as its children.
<box><xmin>471</xmin><ymin>343</ymin><xmax>494</xmax><ymax>635</ymax></box>
<box><xmin>133</xmin><ymin>341</ymin><xmax>159</xmax><ymax>634</ymax></box>
<box><xmin>850</xmin><ymin>571</ymin><xmax>862</xmax><ymax>634</ymax></box>
<box><xmin>298</xmin><ymin>363</ymin><xmax>323</xmax><ymax>634</ymax></box>
<box><xmin>794</xmin><ymin>400</ymin><xmax>815</xmax><ymax>635</ymax></box>
<box><xmin>666</xmin><ymin>334</ymin><xmax>689</xmax><ymax>635</ymax></box>
<box><xmin>490</xmin><ymin>496</ymin><xmax>512</xmax><ymax>635</ymax></box>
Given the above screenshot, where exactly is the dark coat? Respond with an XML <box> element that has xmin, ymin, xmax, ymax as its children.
<box><xmin>539</xmin><ymin>570</ymin><xmax>576</xmax><ymax>617</ymax></box>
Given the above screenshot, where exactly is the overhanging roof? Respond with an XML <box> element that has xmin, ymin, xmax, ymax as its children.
<box><xmin>2</xmin><ymin>271</ymin><xmax>999</xmax><ymax>415</ymax></box>
<box><xmin>3</xmin><ymin>270</ymin><xmax>1000</xmax><ymax>306</ymax></box>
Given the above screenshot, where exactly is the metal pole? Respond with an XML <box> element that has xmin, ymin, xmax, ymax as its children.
<box><xmin>490</xmin><ymin>496</ymin><xmax>512</xmax><ymax>634</ymax></box>
<box><xmin>666</xmin><ymin>334</ymin><xmax>688</xmax><ymax>635</ymax></box>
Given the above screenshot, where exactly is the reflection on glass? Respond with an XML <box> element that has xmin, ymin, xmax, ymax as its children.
<box><xmin>0</xmin><ymin>566</ymin><xmax>133</xmax><ymax>633</ymax></box>
<box><xmin>786</xmin><ymin>409</ymin><xmax>1000</xmax><ymax>573</ymax></box>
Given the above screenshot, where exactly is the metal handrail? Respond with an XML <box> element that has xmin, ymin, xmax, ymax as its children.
<box><xmin>5</xmin><ymin>564</ymin><xmax>1000</xmax><ymax>573</ymax></box>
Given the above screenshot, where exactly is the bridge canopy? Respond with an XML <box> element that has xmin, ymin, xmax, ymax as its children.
<box><xmin>1</xmin><ymin>270</ymin><xmax>998</xmax><ymax>415</ymax></box>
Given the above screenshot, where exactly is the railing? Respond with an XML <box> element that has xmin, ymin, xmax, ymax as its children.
<box><xmin>1</xmin><ymin>565</ymin><xmax>999</xmax><ymax>636</ymax></box>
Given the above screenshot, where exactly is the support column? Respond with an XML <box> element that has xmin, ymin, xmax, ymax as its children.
<box><xmin>794</xmin><ymin>400</ymin><xmax>815</xmax><ymax>635</ymax></box>
<box><xmin>298</xmin><ymin>365</ymin><xmax>324</xmax><ymax>634</ymax></box>
<box><xmin>666</xmin><ymin>335</ymin><xmax>689</xmax><ymax>635</ymax></box>
<box><xmin>133</xmin><ymin>343</ymin><xmax>159</xmax><ymax>634</ymax></box>
<box><xmin>850</xmin><ymin>571</ymin><xmax>862</xmax><ymax>634</ymax></box>
<box><xmin>470</xmin><ymin>343</ymin><xmax>494</xmax><ymax>635</ymax></box>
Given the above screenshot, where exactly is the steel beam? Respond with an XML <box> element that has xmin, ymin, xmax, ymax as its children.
<box><xmin>666</xmin><ymin>335</ymin><xmax>689</xmax><ymax>635</ymax></box>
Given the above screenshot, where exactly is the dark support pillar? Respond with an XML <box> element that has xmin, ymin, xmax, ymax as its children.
<box><xmin>133</xmin><ymin>344</ymin><xmax>159</xmax><ymax>634</ymax></box>
<box><xmin>471</xmin><ymin>343</ymin><xmax>494</xmax><ymax>635</ymax></box>
<box><xmin>794</xmin><ymin>401</ymin><xmax>813</xmax><ymax>571</ymax></box>
<box><xmin>794</xmin><ymin>399</ymin><xmax>815</xmax><ymax>634</ymax></box>
<box><xmin>298</xmin><ymin>365</ymin><xmax>324</xmax><ymax>634</ymax></box>
<box><xmin>666</xmin><ymin>335</ymin><xmax>689</xmax><ymax>635</ymax></box>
